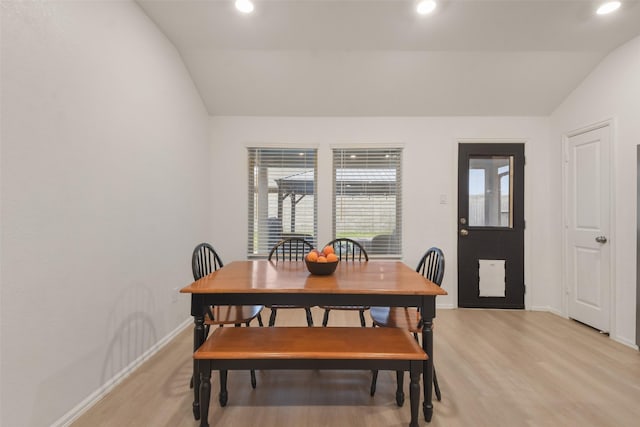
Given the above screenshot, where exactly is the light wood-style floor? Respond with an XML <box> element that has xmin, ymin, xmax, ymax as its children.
<box><xmin>72</xmin><ymin>308</ymin><xmax>640</xmax><ymax>427</ymax></box>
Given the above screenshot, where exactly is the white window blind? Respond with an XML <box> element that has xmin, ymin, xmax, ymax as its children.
<box><xmin>332</xmin><ymin>148</ymin><xmax>402</xmax><ymax>256</ymax></box>
<box><xmin>247</xmin><ymin>148</ymin><xmax>317</xmax><ymax>257</ymax></box>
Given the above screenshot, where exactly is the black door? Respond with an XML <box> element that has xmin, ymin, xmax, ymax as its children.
<box><xmin>458</xmin><ymin>143</ymin><xmax>525</xmax><ymax>309</ymax></box>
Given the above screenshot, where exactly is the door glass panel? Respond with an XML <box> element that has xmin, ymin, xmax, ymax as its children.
<box><xmin>468</xmin><ymin>156</ymin><xmax>513</xmax><ymax>227</ymax></box>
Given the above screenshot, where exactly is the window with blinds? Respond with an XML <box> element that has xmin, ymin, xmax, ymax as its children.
<box><xmin>247</xmin><ymin>148</ymin><xmax>317</xmax><ymax>257</ymax></box>
<box><xmin>333</xmin><ymin>148</ymin><xmax>402</xmax><ymax>256</ymax></box>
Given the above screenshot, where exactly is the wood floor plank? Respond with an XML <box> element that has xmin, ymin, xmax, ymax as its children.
<box><xmin>71</xmin><ymin>308</ymin><xmax>640</xmax><ymax>427</ymax></box>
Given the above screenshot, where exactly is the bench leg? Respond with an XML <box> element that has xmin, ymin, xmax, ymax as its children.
<box><xmin>219</xmin><ymin>370</ymin><xmax>228</xmax><ymax>407</ymax></box>
<box><xmin>409</xmin><ymin>362</ymin><xmax>421</xmax><ymax>427</ymax></box>
<box><xmin>192</xmin><ymin>315</ymin><xmax>205</xmax><ymax>420</ymax></box>
<box><xmin>199</xmin><ymin>361</ymin><xmax>211</xmax><ymax>427</ymax></box>
<box><xmin>192</xmin><ymin>360</ymin><xmax>201</xmax><ymax>419</ymax></box>
<box><xmin>395</xmin><ymin>371</ymin><xmax>405</xmax><ymax>407</ymax></box>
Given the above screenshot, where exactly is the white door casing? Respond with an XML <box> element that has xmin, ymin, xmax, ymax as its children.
<box><xmin>565</xmin><ymin>124</ymin><xmax>611</xmax><ymax>332</ymax></box>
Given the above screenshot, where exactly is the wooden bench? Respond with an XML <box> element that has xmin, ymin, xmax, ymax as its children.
<box><xmin>194</xmin><ymin>326</ymin><xmax>427</xmax><ymax>427</ymax></box>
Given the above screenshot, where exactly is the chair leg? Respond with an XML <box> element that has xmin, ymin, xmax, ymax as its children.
<box><xmin>305</xmin><ymin>307</ymin><xmax>314</xmax><ymax>326</ymax></box>
<box><xmin>395</xmin><ymin>370</ymin><xmax>405</xmax><ymax>407</ymax></box>
<box><xmin>219</xmin><ymin>370</ymin><xmax>228</xmax><ymax>407</ymax></box>
<box><xmin>257</xmin><ymin>312</ymin><xmax>264</xmax><ymax>327</ymax></box>
<box><xmin>370</xmin><ymin>323</ymin><xmax>378</xmax><ymax>396</ymax></box>
<box><xmin>269</xmin><ymin>308</ymin><xmax>277</xmax><ymax>327</ymax></box>
<box><xmin>359</xmin><ymin>309</ymin><xmax>366</xmax><ymax>327</ymax></box>
<box><xmin>433</xmin><ymin>365</ymin><xmax>441</xmax><ymax>401</ymax></box>
<box><xmin>233</xmin><ymin>323</ymin><xmax>257</xmax><ymax>389</ymax></box>
<box><xmin>322</xmin><ymin>309</ymin><xmax>330</xmax><ymax>327</ymax></box>
<box><xmin>370</xmin><ymin>370</ymin><xmax>378</xmax><ymax>396</ymax></box>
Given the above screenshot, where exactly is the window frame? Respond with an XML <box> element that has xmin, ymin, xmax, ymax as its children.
<box><xmin>247</xmin><ymin>147</ymin><xmax>318</xmax><ymax>258</ymax></box>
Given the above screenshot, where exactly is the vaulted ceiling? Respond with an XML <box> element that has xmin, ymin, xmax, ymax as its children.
<box><xmin>137</xmin><ymin>0</ymin><xmax>640</xmax><ymax>116</ymax></box>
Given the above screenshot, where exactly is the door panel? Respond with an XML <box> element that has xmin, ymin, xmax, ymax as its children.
<box><xmin>566</xmin><ymin>126</ymin><xmax>610</xmax><ymax>332</ymax></box>
<box><xmin>458</xmin><ymin>143</ymin><xmax>525</xmax><ymax>309</ymax></box>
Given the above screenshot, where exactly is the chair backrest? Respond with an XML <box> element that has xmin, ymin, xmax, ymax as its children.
<box><xmin>192</xmin><ymin>243</ymin><xmax>224</xmax><ymax>280</ymax></box>
<box><xmin>416</xmin><ymin>247</ymin><xmax>445</xmax><ymax>286</ymax></box>
<box><xmin>268</xmin><ymin>238</ymin><xmax>314</xmax><ymax>261</ymax></box>
<box><xmin>324</xmin><ymin>238</ymin><xmax>369</xmax><ymax>262</ymax></box>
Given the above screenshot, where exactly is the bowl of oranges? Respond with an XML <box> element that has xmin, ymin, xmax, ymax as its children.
<box><xmin>305</xmin><ymin>246</ymin><xmax>339</xmax><ymax>275</ymax></box>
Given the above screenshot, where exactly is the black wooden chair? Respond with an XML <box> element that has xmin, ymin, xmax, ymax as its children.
<box><xmin>267</xmin><ymin>238</ymin><xmax>315</xmax><ymax>326</ymax></box>
<box><xmin>191</xmin><ymin>243</ymin><xmax>264</xmax><ymax>388</ymax></box>
<box><xmin>369</xmin><ymin>247</ymin><xmax>445</xmax><ymax>403</ymax></box>
<box><xmin>369</xmin><ymin>233</ymin><xmax>399</xmax><ymax>254</ymax></box>
<box><xmin>319</xmin><ymin>238</ymin><xmax>369</xmax><ymax>327</ymax></box>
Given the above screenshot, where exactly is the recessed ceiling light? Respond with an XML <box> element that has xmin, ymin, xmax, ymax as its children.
<box><xmin>235</xmin><ymin>0</ymin><xmax>254</xmax><ymax>14</ymax></box>
<box><xmin>596</xmin><ymin>1</ymin><xmax>621</xmax><ymax>15</ymax></box>
<box><xmin>416</xmin><ymin>0</ymin><xmax>437</xmax><ymax>15</ymax></box>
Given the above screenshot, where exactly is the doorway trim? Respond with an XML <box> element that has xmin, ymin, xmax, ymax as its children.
<box><xmin>455</xmin><ymin>138</ymin><xmax>530</xmax><ymax>310</ymax></box>
<box><xmin>561</xmin><ymin>119</ymin><xmax>616</xmax><ymax>336</ymax></box>
<box><xmin>637</xmin><ymin>144</ymin><xmax>640</xmax><ymax>347</ymax></box>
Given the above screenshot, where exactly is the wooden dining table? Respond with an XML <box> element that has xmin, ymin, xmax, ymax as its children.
<box><xmin>181</xmin><ymin>259</ymin><xmax>447</xmax><ymax>422</ymax></box>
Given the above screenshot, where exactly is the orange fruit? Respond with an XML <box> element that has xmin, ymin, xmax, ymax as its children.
<box><xmin>306</xmin><ymin>251</ymin><xmax>318</xmax><ymax>262</ymax></box>
<box><xmin>326</xmin><ymin>253</ymin><xmax>338</xmax><ymax>262</ymax></box>
<box><xmin>317</xmin><ymin>256</ymin><xmax>328</xmax><ymax>263</ymax></box>
<box><xmin>322</xmin><ymin>246</ymin><xmax>335</xmax><ymax>256</ymax></box>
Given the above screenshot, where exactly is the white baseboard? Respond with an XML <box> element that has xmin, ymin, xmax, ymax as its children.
<box><xmin>436</xmin><ymin>303</ymin><xmax>455</xmax><ymax>309</ymax></box>
<box><xmin>530</xmin><ymin>305</ymin><xmax>565</xmax><ymax>317</ymax></box>
<box><xmin>611</xmin><ymin>335</ymin><xmax>639</xmax><ymax>350</ymax></box>
<box><xmin>530</xmin><ymin>308</ymin><xmax>638</xmax><ymax>351</ymax></box>
<box><xmin>51</xmin><ymin>317</ymin><xmax>192</xmax><ymax>427</ymax></box>
<box><xmin>547</xmin><ymin>307</ymin><xmax>564</xmax><ymax>317</ymax></box>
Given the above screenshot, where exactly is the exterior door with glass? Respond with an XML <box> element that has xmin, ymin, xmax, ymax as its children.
<box><xmin>457</xmin><ymin>143</ymin><xmax>525</xmax><ymax>309</ymax></box>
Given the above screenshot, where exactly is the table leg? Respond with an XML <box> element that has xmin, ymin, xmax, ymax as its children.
<box><xmin>422</xmin><ymin>318</ymin><xmax>433</xmax><ymax>422</ymax></box>
<box><xmin>193</xmin><ymin>315</ymin><xmax>205</xmax><ymax>420</ymax></box>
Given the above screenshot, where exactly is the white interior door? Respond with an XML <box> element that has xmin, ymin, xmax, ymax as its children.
<box><xmin>566</xmin><ymin>125</ymin><xmax>611</xmax><ymax>332</ymax></box>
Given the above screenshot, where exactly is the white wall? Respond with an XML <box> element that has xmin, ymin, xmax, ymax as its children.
<box><xmin>551</xmin><ymin>35</ymin><xmax>640</xmax><ymax>347</ymax></box>
<box><xmin>0</xmin><ymin>2</ymin><xmax>211</xmax><ymax>426</ymax></box>
<box><xmin>209</xmin><ymin>116</ymin><xmax>558</xmax><ymax>311</ymax></box>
